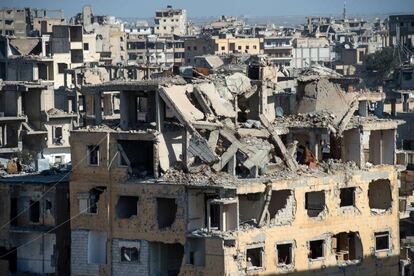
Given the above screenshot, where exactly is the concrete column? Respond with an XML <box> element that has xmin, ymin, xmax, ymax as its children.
<box><xmin>390</xmin><ymin>99</ymin><xmax>397</xmax><ymax>116</ymax></box>
<box><xmin>120</xmin><ymin>91</ymin><xmax>128</xmax><ymax>130</ymax></box>
<box><xmin>32</xmin><ymin>63</ymin><xmax>39</xmax><ymax>81</ymax></box>
<box><xmin>358</xmin><ymin>100</ymin><xmax>368</xmax><ymax>117</ymax></box>
<box><xmin>1</xmin><ymin>125</ymin><xmax>6</xmax><ymax>146</ymax></box>
<box><xmin>94</xmin><ymin>93</ymin><xmax>102</xmax><ymax>124</ymax></box>
<box><xmin>374</xmin><ymin>101</ymin><xmax>384</xmax><ymax>117</ymax></box>
<box><xmin>227</xmin><ymin>155</ymin><xmax>236</xmax><ymax>176</ymax></box>
<box><xmin>155</xmin><ymin>90</ymin><xmax>164</xmax><ymax>132</ymax></box>
<box><xmin>16</xmin><ymin>92</ymin><xmax>22</xmax><ymax>116</ymax></box>
<box><xmin>403</xmin><ymin>94</ymin><xmax>409</xmax><ymax>113</ymax></box>
<box><xmin>288</xmin><ymin>95</ymin><xmax>296</xmax><ymax>115</ymax></box>
<box><xmin>309</xmin><ymin>132</ymin><xmax>319</xmax><ymax>160</ymax></box>
<box><xmin>103</xmin><ymin>94</ymin><xmax>113</xmax><ymax>116</ymax></box>
<box><xmin>63</xmin><ymin>71</ymin><xmax>68</xmax><ymax>88</ymax></box>
<box><xmin>183</xmin><ymin>128</ymin><xmax>190</xmax><ymax>170</ymax></box>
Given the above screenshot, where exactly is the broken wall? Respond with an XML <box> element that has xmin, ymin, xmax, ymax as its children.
<box><xmin>224</xmin><ymin>166</ymin><xmax>400</xmax><ymax>275</ymax></box>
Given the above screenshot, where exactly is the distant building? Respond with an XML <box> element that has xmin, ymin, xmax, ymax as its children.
<box><xmin>263</xmin><ymin>36</ymin><xmax>293</xmax><ymax>67</ymax></box>
<box><xmin>154</xmin><ymin>6</ymin><xmax>187</xmax><ymax>37</ymax></box>
<box><xmin>184</xmin><ymin>37</ymin><xmax>216</xmax><ymax>65</ymax></box>
<box><xmin>292</xmin><ymin>37</ymin><xmax>332</xmax><ymax>68</ymax></box>
<box><xmin>214</xmin><ymin>37</ymin><xmax>263</xmax><ymax>55</ymax></box>
<box><xmin>387</xmin><ymin>15</ymin><xmax>414</xmax><ymax>50</ymax></box>
<box><xmin>0</xmin><ymin>8</ymin><xmax>31</xmax><ymax>37</ymax></box>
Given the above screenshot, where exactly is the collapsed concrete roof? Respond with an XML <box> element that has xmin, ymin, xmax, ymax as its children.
<box><xmin>296</xmin><ymin>77</ymin><xmax>358</xmax><ymax>131</ymax></box>
<box><xmin>9</xmin><ymin>38</ymin><xmax>41</xmax><ymax>56</ymax></box>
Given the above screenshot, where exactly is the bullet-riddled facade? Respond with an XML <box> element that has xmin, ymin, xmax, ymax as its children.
<box><xmin>68</xmin><ymin>60</ymin><xmax>402</xmax><ymax>275</ymax></box>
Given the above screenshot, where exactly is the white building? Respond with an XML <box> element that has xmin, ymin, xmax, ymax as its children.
<box><xmin>292</xmin><ymin>37</ymin><xmax>332</xmax><ymax>68</ymax></box>
<box><xmin>154</xmin><ymin>6</ymin><xmax>187</xmax><ymax>37</ymax></box>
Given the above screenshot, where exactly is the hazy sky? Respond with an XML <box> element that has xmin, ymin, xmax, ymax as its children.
<box><xmin>2</xmin><ymin>0</ymin><xmax>414</xmax><ymax>18</ymax></box>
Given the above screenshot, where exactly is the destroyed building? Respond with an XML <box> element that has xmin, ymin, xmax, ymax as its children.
<box><xmin>0</xmin><ymin>169</ymin><xmax>70</xmax><ymax>275</ymax></box>
<box><xmin>0</xmin><ymin>81</ymin><xmax>75</xmax><ymax>166</ymax></box>
<box><xmin>68</xmin><ymin>58</ymin><xmax>402</xmax><ymax>275</ymax></box>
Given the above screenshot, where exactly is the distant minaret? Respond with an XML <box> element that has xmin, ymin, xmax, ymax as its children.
<box><xmin>343</xmin><ymin>0</ymin><xmax>347</xmax><ymax>20</ymax></box>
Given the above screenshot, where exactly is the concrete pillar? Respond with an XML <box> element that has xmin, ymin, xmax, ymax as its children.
<box><xmin>374</xmin><ymin>101</ymin><xmax>384</xmax><ymax>117</ymax></box>
<box><xmin>120</xmin><ymin>91</ymin><xmax>128</xmax><ymax>130</ymax></box>
<box><xmin>103</xmin><ymin>94</ymin><xmax>113</xmax><ymax>116</ymax></box>
<box><xmin>63</xmin><ymin>71</ymin><xmax>68</xmax><ymax>89</ymax></box>
<box><xmin>94</xmin><ymin>93</ymin><xmax>102</xmax><ymax>124</ymax></box>
<box><xmin>0</xmin><ymin>125</ymin><xmax>6</xmax><ymax>146</ymax></box>
<box><xmin>155</xmin><ymin>90</ymin><xmax>164</xmax><ymax>132</ymax></box>
<box><xmin>309</xmin><ymin>132</ymin><xmax>319</xmax><ymax>160</ymax></box>
<box><xmin>403</xmin><ymin>94</ymin><xmax>409</xmax><ymax>113</ymax></box>
<box><xmin>390</xmin><ymin>99</ymin><xmax>397</xmax><ymax>116</ymax></box>
<box><xmin>289</xmin><ymin>94</ymin><xmax>296</xmax><ymax>114</ymax></box>
<box><xmin>16</xmin><ymin>92</ymin><xmax>22</xmax><ymax>116</ymax></box>
<box><xmin>33</xmin><ymin>63</ymin><xmax>39</xmax><ymax>81</ymax></box>
<box><xmin>227</xmin><ymin>155</ymin><xmax>236</xmax><ymax>176</ymax></box>
<box><xmin>183</xmin><ymin>128</ymin><xmax>190</xmax><ymax>170</ymax></box>
<box><xmin>358</xmin><ymin>100</ymin><xmax>368</xmax><ymax>117</ymax></box>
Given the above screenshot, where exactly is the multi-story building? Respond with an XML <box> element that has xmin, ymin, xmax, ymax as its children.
<box><xmin>0</xmin><ymin>171</ymin><xmax>70</xmax><ymax>275</ymax></box>
<box><xmin>183</xmin><ymin>37</ymin><xmax>216</xmax><ymax>65</ymax></box>
<box><xmin>292</xmin><ymin>37</ymin><xmax>332</xmax><ymax>68</ymax></box>
<box><xmin>263</xmin><ymin>36</ymin><xmax>293</xmax><ymax>67</ymax></box>
<box><xmin>387</xmin><ymin>14</ymin><xmax>414</xmax><ymax>49</ymax></box>
<box><xmin>0</xmin><ymin>8</ymin><xmax>31</xmax><ymax>37</ymax></box>
<box><xmin>214</xmin><ymin>37</ymin><xmax>263</xmax><ymax>55</ymax></box>
<box><xmin>126</xmin><ymin>34</ymin><xmax>184</xmax><ymax>67</ymax></box>
<box><xmin>68</xmin><ymin>60</ymin><xmax>401</xmax><ymax>275</ymax></box>
<box><xmin>154</xmin><ymin>6</ymin><xmax>187</xmax><ymax>38</ymax></box>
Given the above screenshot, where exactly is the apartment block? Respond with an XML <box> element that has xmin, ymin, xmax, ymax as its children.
<box><xmin>68</xmin><ymin>59</ymin><xmax>401</xmax><ymax>275</ymax></box>
<box><xmin>154</xmin><ymin>6</ymin><xmax>187</xmax><ymax>38</ymax></box>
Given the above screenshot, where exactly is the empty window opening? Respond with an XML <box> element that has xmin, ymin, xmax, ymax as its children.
<box><xmin>238</xmin><ymin>193</ymin><xmax>264</xmax><ymax>226</ymax></box>
<box><xmin>368</xmin><ymin>179</ymin><xmax>392</xmax><ymax>211</ymax></box>
<box><xmin>149</xmin><ymin>242</ymin><xmax>184</xmax><ymax>275</ymax></box>
<box><xmin>121</xmin><ymin>246</ymin><xmax>139</xmax><ymax>262</ymax></box>
<box><xmin>87</xmin><ymin>145</ymin><xmax>99</xmax><ymax>165</ymax></box>
<box><xmin>115</xmin><ymin>196</ymin><xmax>138</xmax><ymax>219</ymax></box>
<box><xmin>118</xmin><ymin>140</ymin><xmax>154</xmax><ymax>178</ymax></box>
<box><xmin>45</xmin><ymin>200</ymin><xmax>52</xmax><ymax>212</ymax></box>
<box><xmin>332</xmin><ymin>232</ymin><xmax>363</xmax><ymax>261</ymax></box>
<box><xmin>53</xmin><ymin>126</ymin><xmax>63</xmax><ymax>145</ymax></box>
<box><xmin>375</xmin><ymin>232</ymin><xmax>390</xmax><ymax>251</ymax></box>
<box><xmin>57</xmin><ymin>63</ymin><xmax>67</xmax><ymax>74</ymax></box>
<box><xmin>156</xmin><ymin>198</ymin><xmax>177</xmax><ymax>229</ymax></box>
<box><xmin>207</xmin><ymin>199</ymin><xmax>238</xmax><ymax>231</ymax></box>
<box><xmin>209</xmin><ymin>203</ymin><xmax>220</xmax><ymax>229</ymax></box>
<box><xmin>186</xmin><ymin>238</ymin><xmax>205</xmax><ymax>266</ymax></box>
<box><xmin>88</xmin><ymin>231</ymin><xmax>107</xmax><ymax>264</ymax></box>
<box><xmin>136</xmin><ymin>96</ymin><xmax>148</xmax><ymax>122</ymax></box>
<box><xmin>29</xmin><ymin>200</ymin><xmax>40</xmax><ymax>223</ymax></box>
<box><xmin>70</xmin><ymin>26</ymin><xmax>82</xmax><ymax>42</ymax></box>
<box><xmin>268</xmin><ymin>190</ymin><xmax>295</xmax><ymax>224</ymax></box>
<box><xmin>277</xmin><ymin>243</ymin><xmax>293</xmax><ymax>265</ymax></box>
<box><xmin>79</xmin><ymin>187</ymin><xmax>105</xmax><ymax>214</ymax></box>
<box><xmin>55</xmin><ymin>155</ymin><xmax>63</xmax><ymax>164</ymax></box>
<box><xmin>246</xmin><ymin>247</ymin><xmax>263</xmax><ymax>269</ymax></box>
<box><xmin>309</xmin><ymin>240</ymin><xmax>325</xmax><ymax>260</ymax></box>
<box><xmin>340</xmin><ymin>187</ymin><xmax>356</xmax><ymax>207</ymax></box>
<box><xmin>305</xmin><ymin>191</ymin><xmax>325</xmax><ymax>217</ymax></box>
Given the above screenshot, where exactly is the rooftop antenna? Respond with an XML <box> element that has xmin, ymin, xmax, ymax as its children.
<box><xmin>343</xmin><ymin>0</ymin><xmax>347</xmax><ymax>20</ymax></box>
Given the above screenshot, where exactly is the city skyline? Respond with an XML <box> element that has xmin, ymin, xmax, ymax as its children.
<box><xmin>4</xmin><ymin>0</ymin><xmax>414</xmax><ymax>19</ymax></box>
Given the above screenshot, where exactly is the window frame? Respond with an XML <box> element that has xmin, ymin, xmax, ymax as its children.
<box><xmin>87</xmin><ymin>145</ymin><xmax>100</xmax><ymax>166</ymax></box>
